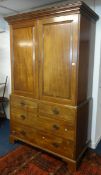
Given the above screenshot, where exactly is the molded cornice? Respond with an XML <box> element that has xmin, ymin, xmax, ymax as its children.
<box><xmin>5</xmin><ymin>1</ymin><xmax>99</xmax><ymax>24</ymax></box>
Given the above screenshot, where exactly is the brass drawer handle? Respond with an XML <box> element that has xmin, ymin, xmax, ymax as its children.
<box><xmin>52</xmin><ymin>108</ymin><xmax>59</xmax><ymax>115</ymax></box>
<box><xmin>52</xmin><ymin>142</ymin><xmax>59</xmax><ymax>148</ymax></box>
<box><xmin>20</xmin><ymin>101</ymin><xmax>26</xmax><ymax>106</ymax></box>
<box><xmin>20</xmin><ymin>130</ymin><xmax>26</xmax><ymax>136</ymax></box>
<box><xmin>20</xmin><ymin>115</ymin><xmax>26</xmax><ymax>120</ymax></box>
<box><xmin>52</xmin><ymin>124</ymin><xmax>60</xmax><ymax>130</ymax></box>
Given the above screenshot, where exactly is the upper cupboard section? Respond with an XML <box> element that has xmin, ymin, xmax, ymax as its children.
<box><xmin>11</xmin><ymin>14</ymin><xmax>79</xmax><ymax>105</ymax></box>
<box><xmin>6</xmin><ymin>1</ymin><xmax>99</xmax><ymax>105</ymax></box>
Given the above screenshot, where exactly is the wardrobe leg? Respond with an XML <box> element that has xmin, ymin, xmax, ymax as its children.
<box><xmin>67</xmin><ymin>161</ymin><xmax>77</xmax><ymax>173</ymax></box>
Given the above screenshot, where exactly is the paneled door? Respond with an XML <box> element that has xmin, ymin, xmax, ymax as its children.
<box><xmin>12</xmin><ymin>21</ymin><xmax>38</xmax><ymax>98</ymax></box>
<box><xmin>38</xmin><ymin>14</ymin><xmax>79</xmax><ymax>105</ymax></box>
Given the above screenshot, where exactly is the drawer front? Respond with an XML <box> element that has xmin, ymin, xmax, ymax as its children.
<box><xmin>11</xmin><ymin>107</ymin><xmax>37</xmax><ymax>126</ymax></box>
<box><xmin>39</xmin><ymin>102</ymin><xmax>76</xmax><ymax>125</ymax></box>
<box><xmin>33</xmin><ymin>115</ymin><xmax>75</xmax><ymax>140</ymax></box>
<box><xmin>10</xmin><ymin>110</ymin><xmax>75</xmax><ymax>140</ymax></box>
<box><xmin>10</xmin><ymin>95</ymin><xmax>38</xmax><ymax>113</ymax></box>
<box><xmin>11</xmin><ymin>123</ymin><xmax>74</xmax><ymax>159</ymax></box>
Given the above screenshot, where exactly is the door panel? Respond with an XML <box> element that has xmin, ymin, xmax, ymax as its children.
<box><xmin>38</xmin><ymin>15</ymin><xmax>79</xmax><ymax>105</ymax></box>
<box><xmin>12</xmin><ymin>23</ymin><xmax>38</xmax><ymax>98</ymax></box>
<box><xmin>43</xmin><ymin>22</ymin><xmax>71</xmax><ymax>98</ymax></box>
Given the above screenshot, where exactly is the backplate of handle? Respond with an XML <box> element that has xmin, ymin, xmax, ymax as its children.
<box><xmin>20</xmin><ymin>101</ymin><xmax>26</xmax><ymax>106</ymax></box>
<box><xmin>52</xmin><ymin>124</ymin><xmax>60</xmax><ymax>130</ymax></box>
<box><xmin>20</xmin><ymin>115</ymin><xmax>26</xmax><ymax>120</ymax></box>
<box><xmin>52</xmin><ymin>108</ymin><xmax>59</xmax><ymax>115</ymax></box>
<box><xmin>52</xmin><ymin>142</ymin><xmax>60</xmax><ymax>148</ymax></box>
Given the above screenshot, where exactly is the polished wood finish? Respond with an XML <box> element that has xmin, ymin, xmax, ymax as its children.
<box><xmin>39</xmin><ymin>102</ymin><xmax>76</xmax><ymax>123</ymax></box>
<box><xmin>5</xmin><ymin>1</ymin><xmax>98</xmax><ymax>23</ymax></box>
<box><xmin>11</xmin><ymin>22</ymin><xmax>38</xmax><ymax>98</ymax></box>
<box><xmin>77</xmin><ymin>15</ymin><xmax>96</xmax><ymax>104</ymax></box>
<box><xmin>11</xmin><ymin>122</ymin><xmax>74</xmax><ymax>159</ymax></box>
<box><xmin>76</xmin><ymin>102</ymin><xmax>89</xmax><ymax>159</ymax></box>
<box><xmin>5</xmin><ymin>1</ymin><xmax>98</xmax><ymax>173</ymax></box>
<box><xmin>10</xmin><ymin>95</ymin><xmax>37</xmax><ymax>112</ymax></box>
<box><xmin>38</xmin><ymin>14</ymin><xmax>79</xmax><ymax>105</ymax></box>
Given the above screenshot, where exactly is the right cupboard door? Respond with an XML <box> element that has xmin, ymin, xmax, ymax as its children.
<box><xmin>38</xmin><ymin>14</ymin><xmax>79</xmax><ymax>105</ymax></box>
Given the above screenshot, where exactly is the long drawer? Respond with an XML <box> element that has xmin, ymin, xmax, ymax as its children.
<box><xmin>10</xmin><ymin>111</ymin><xmax>75</xmax><ymax>140</ymax></box>
<box><xmin>37</xmin><ymin>115</ymin><xmax>75</xmax><ymax>140</ymax></box>
<box><xmin>11</xmin><ymin>122</ymin><xmax>74</xmax><ymax>159</ymax></box>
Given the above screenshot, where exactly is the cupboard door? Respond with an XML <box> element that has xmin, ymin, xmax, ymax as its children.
<box><xmin>12</xmin><ymin>22</ymin><xmax>38</xmax><ymax>98</ymax></box>
<box><xmin>38</xmin><ymin>14</ymin><xmax>79</xmax><ymax>105</ymax></box>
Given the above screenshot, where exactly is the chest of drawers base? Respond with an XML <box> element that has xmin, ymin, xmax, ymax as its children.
<box><xmin>10</xmin><ymin>94</ymin><xmax>90</xmax><ymax>172</ymax></box>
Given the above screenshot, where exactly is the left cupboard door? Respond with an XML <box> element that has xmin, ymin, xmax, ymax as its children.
<box><xmin>11</xmin><ymin>22</ymin><xmax>38</xmax><ymax>98</ymax></box>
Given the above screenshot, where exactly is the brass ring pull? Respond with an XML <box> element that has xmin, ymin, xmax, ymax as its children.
<box><xmin>52</xmin><ymin>124</ymin><xmax>60</xmax><ymax>130</ymax></box>
<box><xmin>52</xmin><ymin>142</ymin><xmax>59</xmax><ymax>148</ymax></box>
<box><xmin>20</xmin><ymin>115</ymin><xmax>26</xmax><ymax>120</ymax></box>
<box><xmin>52</xmin><ymin>108</ymin><xmax>59</xmax><ymax>115</ymax></box>
<box><xmin>20</xmin><ymin>101</ymin><xmax>26</xmax><ymax>106</ymax></box>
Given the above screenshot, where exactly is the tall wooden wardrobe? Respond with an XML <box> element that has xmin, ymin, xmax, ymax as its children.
<box><xmin>5</xmin><ymin>1</ymin><xmax>98</xmax><ymax>172</ymax></box>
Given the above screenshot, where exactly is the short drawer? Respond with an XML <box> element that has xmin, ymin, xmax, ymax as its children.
<box><xmin>11</xmin><ymin>123</ymin><xmax>74</xmax><ymax>159</ymax></box>
<box><xmin>10</xmin><ymin>107</ymin><xmax>37</xmax><ymax>126</ymax></box>
<box><xmin>39</xmin><ymin>102</ymin><xmax>76</xmax><ymax>125</ymax></box>
<box><xmin>10</xmin><ymin>95</ymin><xmax>38</xmax><ymax>113</ymax></box>
<box><xmin>33</xmin><ymin>115</ymin><xmax>75</xmax><ymax>140</ymax></box>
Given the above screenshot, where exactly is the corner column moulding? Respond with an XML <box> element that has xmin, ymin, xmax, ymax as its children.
<box><xmin>5</xmin><ymin>1</ymin><xmax>99</xmax><ymax>172</ymax></box>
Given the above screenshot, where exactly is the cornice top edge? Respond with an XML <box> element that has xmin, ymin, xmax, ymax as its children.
<box><xmin>4</xmin><ymin>1</ymin><xmax>99</xmax><ymax>24</ymax></box>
